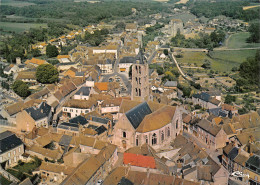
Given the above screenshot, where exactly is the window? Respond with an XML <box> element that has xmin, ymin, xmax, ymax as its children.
<box><xmin>8</xmin><ymin>152</ymin><xmax>10</xmax><ymax>157</ymax></box>
<box><xmin>139</xmin><ymin>89</ymin><xmax>141</xmax><ymax>96</ymax></box>
<box><xmin>167</xmin><ymin>127</ymin><xmax>170</xmax><ymax>137</ymax></box>
<box><xmin>123</xmin><ymin>131</ymin><xmax>126</xmax><ymax>138</ymax></box>
<box><xmin>152</xmin><ymin>133</ymin><xmax>157</xmax><ymax>145</ymax></box>
<box><xmin>139</xmin><ymin>66</ymin><xmax>141</xmax><ymax>74</ymax></box>
<box><xmin>135</xmin><ymin>66</ymin><xmax>138</xmax><ymax>73</ymax></box>
<box><xmin>136</xmin><ymin>136</ymin><xmax>139</xmax><ymax>146</ymax></box>
<box><xmin>176</xmin><ymin>120</ymin><xmax>178</xmax><ymax>129</ymax></box>
<box><xmin>161</xmin><ymin>131</ymin><xmax>164</xmax><ymax>142</ymax></box>
<box><xmin>139</xmin><ymin>78</ymin><xmax>141</xmax><ymax>84</ymax></box>
<box><xmin>145</xmin><ymin>135</ymin><xmax>148</xmax><ymax>144</ymax></box>
<box><xmin>13</xmin><ymin>151</ymin><xmax>16</xmax><ymax>155</ymax></box>
<box><xmin>85</xmin><ymin>110</ymin><xmax>89</xmax><ymax>113</ymax></box>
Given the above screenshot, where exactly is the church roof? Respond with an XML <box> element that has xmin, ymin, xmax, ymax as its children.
<box><xmin>125</xmin><ymin>102</ymin><xmax>152</xmax><ymax>129</ymax></box>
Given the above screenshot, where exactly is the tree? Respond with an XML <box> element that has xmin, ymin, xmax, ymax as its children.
<box><xmin>225</xmin><ymin>94</ymin><xmax>236</xmax><ymax>104</ymax></box>
<box><xmin>247</xmin><ymin>22</ymin><xmax>260</xmax><ymax>43</ymax></box>
<box><xmin>36</xmin><ymin>64</ymin><xmax>59</xmax><ymax>84</ymax></box>
<box><xmin>46</xmin><ymin>44</ymin><xmax>59</xmax><ymax>58</ymax></box>
<box><xmin>12</xmin><ymin>80</ymin><xmax>30</xmax><ymax>97</ymax></box>
<box><xmin>163</xmin><ymin>49</ymin><xmax>168</xmax><ymax>56</ymax></box>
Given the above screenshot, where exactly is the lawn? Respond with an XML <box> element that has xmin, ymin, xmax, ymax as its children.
<box><xmin>176</xmin><ymin>51</ymin><xmax>207</xmax><ymax>66</ymax></box>
<box><xmin>176</xmin><ymin>50</ymin><xmax>257</xmax><ymax>72</ymax></box>
<box><xmin>0</xmin><ymin>22</ymin><xmax>47</xmax><ymax>33</ymax></box>
<box><xmin>0</xmin><ymin>0</ymin><xmax>35</xmax><ymax>7</ymax></box>
<box><xmin>227</xmin><ymin>32</ymin><xmax>260</xmax><ymax>49</ymax></box>
<box><xmin>0</xmin><ymin>175</ymin><xmax>12</xmax><ymax>185</ymax></box>
<box><xmin>13</xmin><ymin>161</ymin><xmax>40</xmax><ymax>174</ymax></box>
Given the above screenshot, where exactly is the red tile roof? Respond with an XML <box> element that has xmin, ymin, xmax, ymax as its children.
<box><xmin>123</xmin><ymin>153</ymin><xmax>156</xmax><ymax>169</ymax></box>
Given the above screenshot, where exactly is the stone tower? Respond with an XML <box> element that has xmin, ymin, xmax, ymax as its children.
<box><xmin>168</xmin><ymin>19</ymin><xmax>184</xmax><ymax>37</ymax></box>
<box><xmin>131</xmin><ymin>51</ymin><xmax>149</xmax><ymax>101</ymax></box>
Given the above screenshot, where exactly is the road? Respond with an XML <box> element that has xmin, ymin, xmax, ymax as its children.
<box><xmin>169</xmin><ymin>53</ymin><xmax>193</xmax><ymax>82</ymax></box>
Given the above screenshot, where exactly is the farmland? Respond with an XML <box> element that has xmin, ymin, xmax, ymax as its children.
<box><xmin>226</xmin><ymin>32</ymin><xmax>260</xmax><ymax>49</ymax></box>
<box><xmin>0</xmin><ymin>22</ymin><xmax>47</xmax><ymax>33</ymax></box>
<box><xmin>176</xmin><ymin>49</ymin><xmax>258</xmax><ymax>72</ymax></box>
<box><xmin>0</xmin><ymin>0</ymin><xmax>35</xmax><ymax>7</ymax></box>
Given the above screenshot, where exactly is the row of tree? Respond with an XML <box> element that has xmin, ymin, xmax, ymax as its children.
<box><xmin>171</xmin><ymin>30</ymin><xmax>225</xmax><ymax>49</ymax></box>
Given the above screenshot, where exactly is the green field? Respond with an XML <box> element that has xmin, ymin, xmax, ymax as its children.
<box><xmin>176</xmin><ymin>49</ymin><xmax>257</xmax><ymax>72</ymax></box>
<box><xmin>0</xmin><ymin>0</ymin><xmax>35</xmax><ymax>7</ymax></box>
<box><xmin>0</xmin><ymin>22</ymin><xmax>47</xmax><ymax>33</ymax></box>
<box><xmin>0</xmin><ymin>175</ymin><xmax>12</xmax><ymax>185</ymax></box>
<box><xmin>227</xmin><ymin>32</ymin><xmax>260</xmax><ymax>49</ymax></box>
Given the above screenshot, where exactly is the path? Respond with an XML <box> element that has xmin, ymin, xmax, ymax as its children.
<box><xmin>169</xmin><ymin>52</ymin><xmax>193</xmax><ymax>82</ymax></box>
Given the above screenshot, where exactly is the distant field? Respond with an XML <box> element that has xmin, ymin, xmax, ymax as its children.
<box><xmin>175</xmin><ymin>0</ymin><xmax>189</xmax><ymax>4</ymax></box>
<box><xmin>210</xmin><ymin>49</ymin><xmax>257</xmax><ymax>71</ymax></box>
<box><xmin>171</xmin><ymin>13</ymin><xmax>197</xmax><ymax>23</ymax></box>
<box><xmin>0</xmin><ymin>22</ymin><xmax>47</xmax><ymax>33</ymax></box>
<box><xmin>176</xmin><ymin>49</ymin><xmax>257</xmax><ymax>72</ymax></box>
<box><xmin>243</xmin><ymin>5</ymin><xmax>260</xmax><ymax>10</ymax></box>
<box><xmin>0</xmin><ymin>0</ymin><xmax>35</xmax><ymax>7</ymax></box>
<box><xmin>227</xmin><ymin>32</ymin><xmax>260</xmax><ymax>49</ymax></box>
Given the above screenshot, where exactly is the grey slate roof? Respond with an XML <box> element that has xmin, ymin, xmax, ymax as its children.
<box><xmin>0</xmin><ymin>131</ymin><xmax>23</xmax><ymax>155</ymax></box>
<box><xmin>227</xmin><ymin>147</ymin><xmax>239</xmax><ymax>161</ymax></box>
<box><xmin>75</xmin><ymin>86</ymin><xmax>91</xmax><ymax>96</ymax></box>
<box><xmin>208</xmin><ymin>108</ymin><xmax>222</xmax><ymax>116</ymax></box>
<box><xmin>164</xmin><ymin>81</ymin><xmax>177</xmax><ymax>87</ymax></box>
<box><xmin>193</xmin><ymin>92</ymin><xmax>211</xmax><ymax>102</ymax></box>
<box><xmin>119</xmin><ymin>56</ymin><xmax>136</xmax><ymax>64</ymax></box>
<box><xmin>95</xmin><ymin>125</ymin><xmax>107</xmax><ymax>135</ymax></box>
<box><xmin>59</xmin><ymin>135</ymin><xmax>72</xmax><ymax>146</ymax></box>
<box><xmin>58</xmin><ymin>122</ymin><xmax>79</xmax><ymax>131</ymax></box>
<box><xmin>88</xmin><ymin>116</ymin><xmax>110</xmax><ymax>125</ymax></box>
<box><xmin>69</xmin><ymin>115</ymin><xmax>88</xmax><ymax>125</ymax></box>
<box><xmin>25</xmin><ymin>102</ymin><xmax>51</xmax><ymax>121</ymax></box>
<box><xmin>246</xmin><ymin>154</ymin><xmax>260</xmax><ymax>172</ymax></box>
<box><xmin>125</xmin><ymin>102</ymin><xmax>152</xmax><ymax>129</ymax></box>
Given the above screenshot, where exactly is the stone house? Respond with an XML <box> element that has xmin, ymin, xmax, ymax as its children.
<box><xmin>60</xmin><ymin>144</ymin><xmax>118</xmax><ymax>185</ymax></box>
<box><xmin>192</xmin><ymin>92</ymin><xmax>221</xmax><ymax>110</ymax></box>
<box><xmin>195</xmin><ymin>119</ymin><xmax>228</xmax><ymax>149</ymax></box>
<box><xmin>0</xmin><ymin>131</ymin><xmax>24</xmax><ymax>168</ymax></box>
<box><xmin>16</xmin><ymin>102</ymin><xmax>52</xmax><ymax>132</ymax></box>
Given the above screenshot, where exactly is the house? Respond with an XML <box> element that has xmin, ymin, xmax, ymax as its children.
<box><xmin>60</xmin><ymin>144</ymin><xmax>118</xmax><ymax>185</ymax></box>
<box><xmin>39</xmin><ymin>162</ymin><xmax>75</xmax><ymax>184</ymax></box>
<box><xmin>73</xmin><ymin>86</ymin><xmax>91</xmax><ymax>100</ymax></box>
<box><xmin>196</xmin><ymin>119</ymin><xmax>228</xmax><ymax>149</ymax></box>
<box><xmin>57</xmin><ymin>55</ymin><xmax>71</xmax><ymax>63</ymax></box>
<box><xmin>103</xmin><ymin>167</ymin><xmax>200</xmax><ymax>185</ymax></box>
<box><xmin>92</xmin><ymin>45</ymin><xmax>118</xmax><ymax>59</ymax></box>
<box><xmin>123</xmin><ymin>144</ymin><xmax>169</xmax><ymax>174</ymax></box>
<box><xmin>94</xmin><ymin>82</ymin><xmax>109</xmax><ymax>93</ymax></box>
<box><xmin>57</xmin><ymin>116</ymin><xmax>88</xmax><ymax>136</ymax></box>
<box><xmin>63</xmin><ymin>67</ymin><xmax>78</xmax><ymax>78</ymax></box>
<box><xmin>15</xmin><ymin>71</ymin><xmax>37</xmax><ymax>84</ymax></box>
<box><xmin>96</xmin><ymin>59</ymin><xmax>114</xmax><ymax>74</ymax></box>
<box><xmin>99</xmin><ymin>97</ymin><xmax>127</xmax><ymax>119</ymax></box>
<box><xmin>244</xmin><ymin>154</ymin><xmax>260</xmax><ymax>185</ymax></box>
<box><xmin>25</xmin><ymin>58</ymin><xmax>48</xmax><ymax>67</ymax></box>
<box><xmin>164</xmin><ymin>81</ymin><xmax>178</xmax><ymax>90</ymax></box>
<box><xmin>118</xmin><ymin>56</ymin><xmax>135</xmax><ymax>76</ymax></box>
<box><xmin>222</xmin><ymin>143</ymin><xmax>239</xmax><ymax>173</ymax></box>
<box><xmin>3</xmin><ymin>64</ymin><xmax>19</xmax><ymax>75</ymax></box>
<box><xmin>192</xmin><ymin>92</ymin><xmax>221</xmax><ymax>110</ymax></box>
<box><xmin>113</xmin><ymin>100</ymin><xmax>182</xmax><ymax>151</ymax></box>
<box><xmin>0</xmin><ymin>131</ymin><xmax>24</xmax><ymax>168</ymax></box>
<box><xmin>62</xmin><ymin>99</ymin><xmax>97</xmax><ymax>118</ymax></box>
<box><xmin>16</xmin><ymin>102</ymin><xmax>52</xmax><ymax>132</ymax></box>
<box><xmin>125</xmin><ymin>23</ymin><xmax>137</xmax><ymax>32</ymax></box>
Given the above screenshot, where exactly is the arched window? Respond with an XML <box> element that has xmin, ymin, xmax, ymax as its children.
<box><xmin>139</xmin><ymin>89</ymin><xmax>141</xmax><ymax>96</ymax></box>
<box><xmin>167</xmin><ymin>127</ymin><xmax>170</xmax><ymax>137</ymax></box>
<box><xmin>123</xmin><ymin>131</ymin><xmax>126</xmax><ymax>138</ymax></box>
<box><xmin>139</xmin><ymin>66</ymin><xmax>141</xmax><ymax>74</ymax></box>
<box><xmin>135</xmin><ymin>77</ymin><xmax>138</xmax><ymax>83</ymax></box>
<box><xmin>135</xmin><ymin>88</ymin><xmax>138</xmax><ymax>96</ymax></box>
<box><xmin>161</xmin><ymin>131</ymin><xmax>164</xmax><ymax>142</ymax></box>
<box><xmin>176</xmin><ymin>120</ymin><xmax>178</xmax><ymax>129</ymax></box>
<box><xmin>152</xmin><ymin>133</ymin><xmax>157</xmax><ymax>145</ymax></box>
<box><xmin>139</xmin><ymin>78</ymin><xmax>141</xmax><ymax>84</ymax></box>
<box><xmin>135</xmin><ymin>66</ymin><xmax>138</xmax><ymax>73</ymax></box>
<box><xmin>136</xmin><ymin>136</ymin><xmax>139</xmax><ymax>146</ymax></box>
